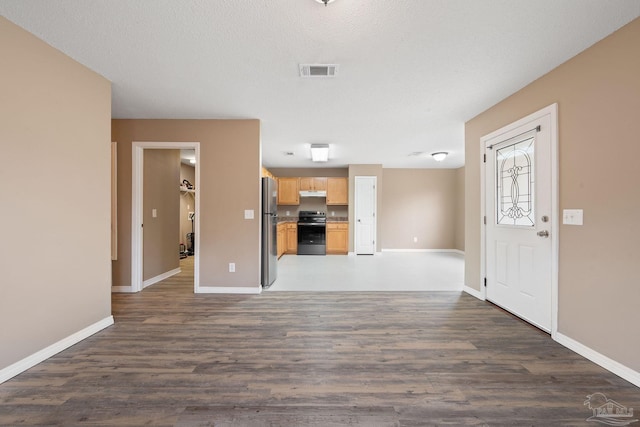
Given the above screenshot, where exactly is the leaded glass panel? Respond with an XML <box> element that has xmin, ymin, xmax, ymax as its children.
<box><xmin>496</xmin><ymin>137</ymin><xmax>535</xmax><ymax>227</ymax></box>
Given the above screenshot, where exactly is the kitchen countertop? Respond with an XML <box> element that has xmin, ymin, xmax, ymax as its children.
<box><xmin>327</xmin><ymin>217</ymin><xmax>349</xmax><ymax>223</ymax></box>
<box><xmin>277</xmin><ymin>217</ymin><xmax>297</xmax><ymax>224</ymax></box>
<box><xmin>277</xmin><ymin>217</ymin><xmax>349</xmax><ymax>223</ymax></box>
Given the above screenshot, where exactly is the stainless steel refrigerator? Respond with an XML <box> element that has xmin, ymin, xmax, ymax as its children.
<box><xmin>261</xmin><ymin>177</ymin><xmax>278</xmax><ymax>287</ymax></box>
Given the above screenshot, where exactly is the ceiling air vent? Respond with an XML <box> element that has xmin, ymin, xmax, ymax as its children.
<box><xmin>299</xmin><ymin>64</ymin><xmax>338</xmax><ymax>78</ymax></box>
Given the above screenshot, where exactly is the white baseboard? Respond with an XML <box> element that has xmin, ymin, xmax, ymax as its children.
<box><xmin>0</xmin><ymin>316</ymin><xmax>114</xmax><ymax>385</ymax></box>
<box><xmin>555</xmin><ymin>332</ymin><xmax>640</xmax><ymax>388</ymax></box>
<box><xmin>463</xmin><ymin>285</ymin><xmax>484</xmax><ymax>300</ymax></box>
<box><xmin>382</xmin><ymin>249</ymin><xmax>465</xmax><ymax>255</ymax></box>
<box><xmin>111</xmin><ymin>286</ymin><xmax>134</xmax><ymax>293</ymax></box>
<box><xmin>196</xmin><ymin>286</ymin><xmax>262</xmax><ymax>294</ymax></box>
<box><xmin>143</xmin><ymin>267</ymin><xmax>181</xmax><ymax>289</ymax></box>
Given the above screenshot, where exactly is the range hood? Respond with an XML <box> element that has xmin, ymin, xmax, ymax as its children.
<box><xmin>299</xmin><ymin>190</ymin><xmax>327</xmax><ymax>198</ymax></box>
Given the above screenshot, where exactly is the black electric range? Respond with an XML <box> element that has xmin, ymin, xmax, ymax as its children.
<box><xmin>297</xmin><ymin>211</ymin><xmax>326</xmax><ymax>255</ymax></box>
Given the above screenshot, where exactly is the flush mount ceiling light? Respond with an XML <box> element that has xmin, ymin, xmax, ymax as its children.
<box><xmin>315</xmin><ymin>0</ymin><xmax>337</xmax><ymax>6</ymax></box>
<box><xmin>431</xmin><ymin>152</ymin><xmax>448</xmax><ymax>162</ymax></box>
<box><xmin>310</xmin><ymin>144</ymin><xmax>330</xmax><ymax>162</ymax></box>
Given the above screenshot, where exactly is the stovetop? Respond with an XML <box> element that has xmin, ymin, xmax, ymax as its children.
<box><xmin>298</xmin><ymin>211</ymin><xmax>326</xmax><ymax>223</ymax></box>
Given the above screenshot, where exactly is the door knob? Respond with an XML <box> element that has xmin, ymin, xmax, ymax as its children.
<box><xmin>537</xmin><ymin>230</ymin><xmax>549</xmax><ymax>238</ymax></box>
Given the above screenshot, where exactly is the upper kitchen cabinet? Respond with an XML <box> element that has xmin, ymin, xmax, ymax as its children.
<box><xmin>326</xmin><ymin>177</ymin><xmax>348</xmax><ymax>205</ymax></box>
<box><xmin>277</xmin><ymin>177</ymin><xmax>299</xmax><ymax>205</ymax></box>
<box><xmin>299</xmin><ymin>177</ymin><xmax>327</xmax><ymax>191</ymax></box>
<box><xmin>262</xmin><ymin>167</ymin><xmax>275</xmax><ymax>180</ymax></box>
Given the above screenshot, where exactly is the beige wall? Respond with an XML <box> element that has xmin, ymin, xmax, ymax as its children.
<box><xmin>348</xmin><ymin>164</ymin><xmax>383</xmax><ymax>252</ymax></box>
<box><xmin>180</xmin><ymin>163</ymin><xmax>196</xmax><ymax>251</ymax></box>
<box><xmin>112</xmin><ymin>119</ymin><xmax>261</xmax><ymax>289</ymax></box>
<box><xmin>143</xmin><ymin>150</ymin><xmax>180</xmax><ymax>281</ymax></box>
<box><xmin>381</xmin><ymin>169</ymin><xmax>458</xmax><ymax>250</ymax></box>
<box><xmin>0</xmin><ymin>18</ymin><xmax>112</xmax><ymax>370</ymax></box>
<box><xmin>454</xmin><ymin>167</ymin><xmax>465</xmax><ymax>252</ymax></box>
<box><xmin>465</xmin><ymin>18</ymin><xmax>640</xmax><ymax>372</ymax></box>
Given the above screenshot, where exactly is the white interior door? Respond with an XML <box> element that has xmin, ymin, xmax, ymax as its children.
<box><xmin>355</xmin><ymin>176</ymin><xmax>376</xmax><ymax>255</ymax></box>
<box><xmin>485</xmin><ymin>112</ymin><xmax>554</xmax><ymax>332</ymax></box>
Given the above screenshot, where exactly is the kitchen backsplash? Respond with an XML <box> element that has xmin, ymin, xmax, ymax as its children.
<box><xmin>277</xmin><ymin>199</ymin><xmax>348</xmax><ymax>220</ymax></box>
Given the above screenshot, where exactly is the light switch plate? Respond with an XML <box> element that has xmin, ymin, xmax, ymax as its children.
<box><xmin>563</xmin><ymin>209</ymin><xmax>583</xmax><ymax>225</ymax></box>
<box><xmin>152</xmin><ymin>208</ymin><xmax>157</xmax><ymax>218</ymax></box>
<box><xmin>244</xmin><ymin>209</ymin><xmax>254</xmax><ymax>220</ymax></box>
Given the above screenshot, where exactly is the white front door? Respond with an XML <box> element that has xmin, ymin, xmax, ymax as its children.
<box><xmin>484</xmin><ymin>107</ymin><xmax>556</xmax><ymax>332</ymax></box>
<box><xmin>355</xmin><ymin>176</ymin><xmax>376</xmax><ymax>255</ymax></box>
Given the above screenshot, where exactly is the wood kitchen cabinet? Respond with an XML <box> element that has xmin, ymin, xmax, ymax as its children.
<box><xmin>261</xmin><ymin>167</ymin><xmax>275</xmax><ymax>180</ymax></box>
<box><xmin>277</xmin><ymin>177</ymin><xmax>299</xmax><ymax>205</ymax></box>
<box><xmin>277</xmin><ymin>223</ymin><xmax>286</xmax><ymax>258</ymax></box>
<box><xmin>285</xmin><ymin>222</ymin><xmax>297</xmax><ymax>254</ymax></box>
<box><xmin>327</xmin><ymin>223</ymin><xmax>349</xmax><ymax>254</ymax></box>
<box><xmin>299</xmin><ymin>177</ymin><xmax>327</xmax><ymax>191</ymax></box>
<box><xmin>326</xmin><ymin>177</ymin><xmax>348</xmax><ymax>205</ymax></box>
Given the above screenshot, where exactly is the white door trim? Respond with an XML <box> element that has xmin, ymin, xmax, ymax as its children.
<box><xmin>131</xmin><ymin>141</ymin><xmax>200</xmax><ymax>293</ymax></box>
<box><xmin>480</xmin><ymin>103</ymin><xmax>559</xmax><ymax>338</ymax></box>
<box><xmin>354</xmin><ymin>176</ymin><xmax>377</xmax><ymax>255</ymax></box>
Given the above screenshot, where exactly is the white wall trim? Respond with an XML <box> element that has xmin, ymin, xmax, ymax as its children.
<box><xmin>142</xmin><ymin>267</ymin><xmax>181</xmax><ymax>289</ymax></box>
<box><xmin>555</xmin><ymin>332</ymin><xmax>640</xmax><ymax>388</ymax></box>
<box><xmin>382</xmin><ymin>248</ymin><xmax>464</xmax><ymax>255</ymax></box>
<box><xmin>463</xmin><ymin>285</ymin><xmax>485</xmax><ymax>300</ymax></box>
<box><xmin>0</xmin><ymin>316</ymin><xmax>114</xmax><ymax>385</ymax></box>
<box><xmin>196</xmin><ymin>286</ymin><xmax>262</xmax><ymax>294</ymax></box>
<box><xmin>111</xmin><ymin>286</ymin><xmax>134</xmax><ymax>293</ymax></box>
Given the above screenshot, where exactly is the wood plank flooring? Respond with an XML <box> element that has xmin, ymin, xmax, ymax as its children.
<box><xmin>1</xmin><ymin>257</ymin><xmax>638</xmax><ymax>426</ymax></box>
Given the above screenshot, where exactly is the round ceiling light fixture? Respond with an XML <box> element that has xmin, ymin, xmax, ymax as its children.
<box><xmin>431</xmin><ymin>152</ymin><xmax>448</xmax><ymax>162</ymax></box>
<box><xmin>315</xmin><ymin>0</ymin><xmax>337</xmax><ymax>6</ymax></box>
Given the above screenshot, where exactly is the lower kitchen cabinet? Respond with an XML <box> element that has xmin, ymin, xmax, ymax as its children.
<box><xmin>286</xmin><ymin>222</ymin><xmax>297</xmax><ymax>254</ymax></box>
<box><xmin>327</xmin><ymin>223</ymin><xmax>348</xmax><ymax>254</ymax></box>
<box><xmin>277</xmin><ymin>223</ymin><xmax>286</xmax><ymax>258</ymax></box>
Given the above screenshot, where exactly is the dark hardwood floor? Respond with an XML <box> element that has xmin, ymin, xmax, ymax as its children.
<box><xmin>1</xmin><ymin>257</ymin><xmax>638</xmax><ymax>426</ymax></box>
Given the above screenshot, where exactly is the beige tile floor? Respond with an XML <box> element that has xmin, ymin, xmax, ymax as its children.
<box><xmin>267</xmin><ymin>251</ymin><xmax>465</xmax><ymax>292</ymax></box>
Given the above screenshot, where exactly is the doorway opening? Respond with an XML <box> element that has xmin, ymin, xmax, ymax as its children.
<box><xmin>132</xmin><ymin>141</ymin><xmax>200</xmax><ymax>293</ymax></box>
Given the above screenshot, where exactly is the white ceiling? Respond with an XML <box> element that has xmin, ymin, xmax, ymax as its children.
<box><xmin>2</xmin><ymin>1</ymin><xmax>638</xmax><ymax>169</ymax></box>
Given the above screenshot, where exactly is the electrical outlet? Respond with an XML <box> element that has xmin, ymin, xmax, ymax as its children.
<box><xmin>244</xmin><ymin>210</ymin><xmax>254</xmax><ymax>219</ymax></box>
<box><xmin>152</xmin><ymin>208</ymin><xmax>157</xmax><ymax>218</ymax></box>
<box><xmin>331</xmin><ymin>211</ymin><xmax>335</xmax><ymax>216</ymax></box>
<box><xmin>286</xmin><ymin>211</ymin><xmax>290</xmax><ymax>216</ymax></box>
<box><xmin>229</xmin><ymin>263</ymin><xmax>235</xmax><ymax>273</ymax></box>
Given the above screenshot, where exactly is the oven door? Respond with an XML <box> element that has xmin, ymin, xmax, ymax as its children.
<box><xmin>297</xmin><ymin>223</ymin><xmax>326</xmax><ymax>255</ymax></box>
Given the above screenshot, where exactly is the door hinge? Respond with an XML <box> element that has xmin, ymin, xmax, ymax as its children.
<box><xmin>483</xmin><ymin>154</ymin><xmax>486</xmax><ymax>163</ymax></box>
<box><xmin>484</xmin><ymin>277</ymin><xmax>487</xmax><ymax>287</ymax></box>
<box><xmin>483</xmin><ymin>216</ymin><xmax>486</xmax><ymax>225</ymax></box>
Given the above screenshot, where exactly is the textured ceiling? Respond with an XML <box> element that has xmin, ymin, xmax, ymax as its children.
<box><xmin>1</xmin><ymin>1</ymin><xmax>638</xmax><ymax>168</ymax></box>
